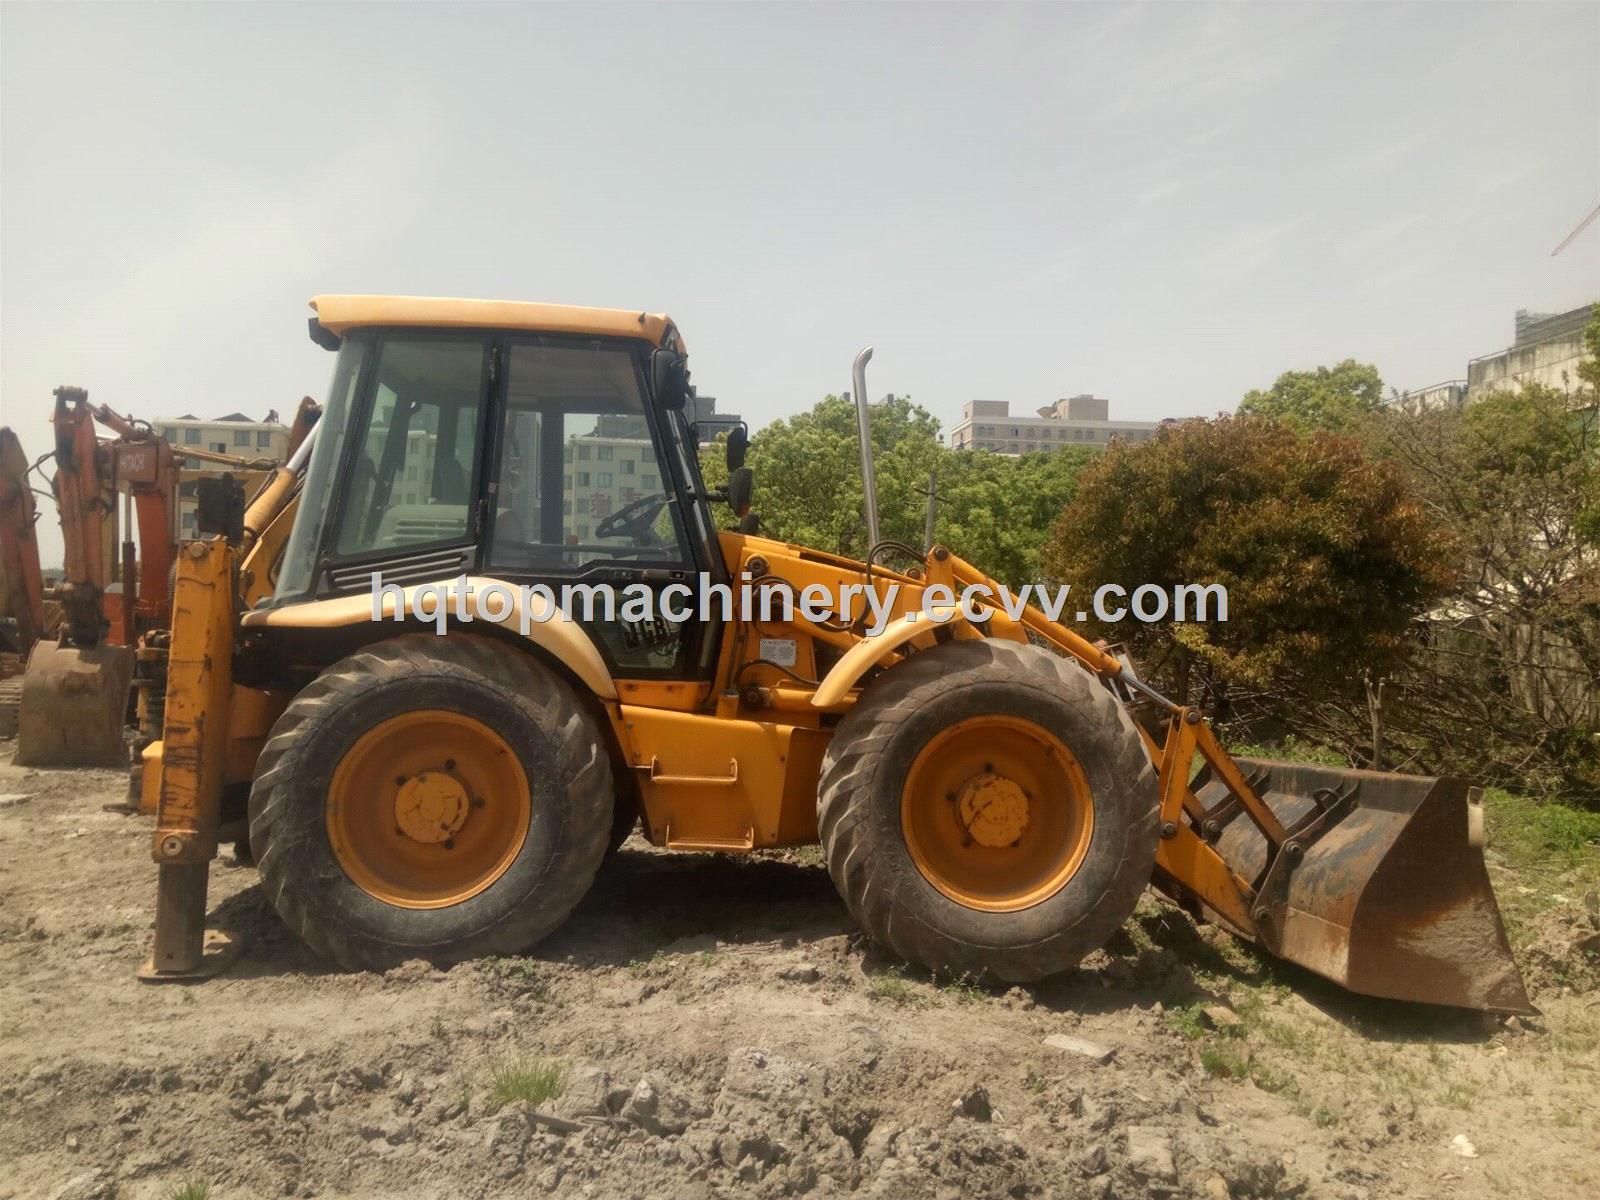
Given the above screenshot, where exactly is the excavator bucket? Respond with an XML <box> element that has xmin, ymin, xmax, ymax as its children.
<box><xmin>13</xmin><ymin>637</ymin><xmax>134</xmax><ymax>768</ymax></box>
<box><xmin>1196</xmin><ymin>757</ymin><xmax>1533</xmax><ymax>1014</ymax></box>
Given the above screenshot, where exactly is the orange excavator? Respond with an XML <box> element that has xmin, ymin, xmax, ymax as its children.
<box><xmin>0</xmin><ymin>426</ymin><xmax>48</xmax><ymax>735</ymax></box>
<box><xmin>7</xmin><ymin>390</ymin><xmax>314</xmax><ymax>765</ymax></box>
<box><xmin>12</xmin><ymin>388</ymin><xmax>176</xmax><ymax>765</ymax></box>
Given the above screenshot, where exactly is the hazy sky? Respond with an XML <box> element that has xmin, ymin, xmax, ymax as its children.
<box><xmin>3</xmin><ymin>2</ymin><xmax>1597</xmax><ymax>566</ymax></box>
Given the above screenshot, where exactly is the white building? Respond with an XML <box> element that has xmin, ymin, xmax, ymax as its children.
<box><xmin>1390</xmin><ymin>380</ymin><xmax>1469</xmax><ymax>413</ymax></box>
<box><xmin>156</xmin><ymin>412</ymin><xmax>289</xmax><ymax>538</ymax></box>
<box><xmin>564</xmin><ymin>416</ymin><xmax>663</xmax><ymax>544</ymax></box>
<box><xmin>1466</xmin><ymin>305</ymin><xmax>1594</xmax><ymax>402</ymax></box>
<box><xmin>948</xmin><ymin>395</ymin><xmax>1161</xmax><ymax>454</ymax></box>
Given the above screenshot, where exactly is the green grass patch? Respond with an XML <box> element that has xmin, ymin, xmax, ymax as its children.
<box><xmin>1247</xmin><ymin>1060</ymin><xmax>1299</xmax><ymax>1096</ymax></box>
<box><xmin>626</xmin><ymin>950</ymin><xmax>667</xmax><ymax>977</ymax></box>
<box><xmin>480</xmin><ymin>957</ymin><xmax>552</xmax><ymax>1002</ymax></box>
<box><xmin>1200</xmin><ymin>1042</ymin><xmax>1299</xmax><ymax>1096</ymax></box>
<box><xmin>1165</xmin><ymin>1004</ymin><xmax>1211</xmax><ymax>1041</ymax></box>
<box><xmin>166</xmin><ymin>1182</ymin><xmax>210</xmax><ymax>1200</ymax></box>
<box><xmin>868</xmin><ymin>966</ymin><xmax>926</xmax><ymax>1007</ymax></box>
<box><xmin>1225</xmin><ymin>736</ymin><xmax>1350</xmax><ymax>768</ymax></box>
<box><xmin>934</xmin><ymin>971</ymin><xmax>987</xmax><ymax>1004</ymax></box>
<box><xmin>1199</xmin><ymin>1044</ymin><xmax>1248</xmax><ymax>1078</ymax></box>
<box><xmin>485</xmin><ymin>1059</ymin><xmax>565</xmax><ymax>1111</ymax></box>
<box><xmin>1483</xmin><ymin>787</ymin><xmax>1600</xmax><ymax>873</ymax></box>
<box><xmin>1480</xmin><ymin>787</ymin><xmax>1600</xmax><ymax>954</ymax></box>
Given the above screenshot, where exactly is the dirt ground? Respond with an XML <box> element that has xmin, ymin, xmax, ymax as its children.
<box><xmin>1</xmin><ymin>753</ymin><xmax>1596</xmax><ymax>1200</ymax></box>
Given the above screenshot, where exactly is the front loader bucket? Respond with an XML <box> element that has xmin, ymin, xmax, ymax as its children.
<box><xmin>13</xmin><ymin>638</ymin><xmax>134</xmax><ymax>768</ymax></box>
<box><xmin>1196</xmin><ymin>758</ymin><xmax>1532</xmax><ymax>1014</ymax></box>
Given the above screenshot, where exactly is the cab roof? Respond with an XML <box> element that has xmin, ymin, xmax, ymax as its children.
<box><xmin>309</xmin><ymin>294</ymin><xmax>680</xmax><ymax>349</ymax></box>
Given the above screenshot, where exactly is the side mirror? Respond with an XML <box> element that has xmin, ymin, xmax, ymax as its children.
<box><xmin>307</xmin><ymin>317</ymin><xmax>342</xmax><ymax>352</ymax></box>
<box><xmin>651</xmin><ymin>349</ymin><xmax>692</xmax><ymax>412</ymax></box>
<box><xmin>727</xmin><ymin>467</ymin><xmax>754</xmax><ymax>517</ymax></box>
<box><xmin>725</xmin><ymin>424</ymin><xmax>749</xmax><ymax>471</ymax></box>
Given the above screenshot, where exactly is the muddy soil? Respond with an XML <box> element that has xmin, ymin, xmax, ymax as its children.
<box><xmin>1</xmin><ymin>755</ymin><xmax>1596</xmax><ymax>1200</ymax></box>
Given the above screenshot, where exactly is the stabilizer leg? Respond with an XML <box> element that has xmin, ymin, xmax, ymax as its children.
<box><xmin>137</xmin><ymin>538</ymin><xmax>245</xmax><ymax>982</ymax></box>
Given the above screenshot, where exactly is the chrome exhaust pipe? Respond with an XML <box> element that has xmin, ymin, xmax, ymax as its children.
<box><xmin>852</xmin><ymin>346</ymin><xmax>881</xmax><ymax>549</ymax></box>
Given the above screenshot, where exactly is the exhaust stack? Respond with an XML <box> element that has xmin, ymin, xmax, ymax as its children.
<box><xmin>851</xmin><ymin>346</ymin><xmax>881</xmax><ymax>550</ymax></box>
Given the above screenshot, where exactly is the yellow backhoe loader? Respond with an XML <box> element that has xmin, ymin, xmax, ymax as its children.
<box><xmin>137</xmin><ymin>295</ymin><xmax>1531</xmax><ymax>1014</ymax></box>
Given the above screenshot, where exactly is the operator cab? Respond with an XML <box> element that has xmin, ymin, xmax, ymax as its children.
<box><xmin>273</xmin><ymin>296</ymin><xmax>730</xmax><ymax>676</ymax></box>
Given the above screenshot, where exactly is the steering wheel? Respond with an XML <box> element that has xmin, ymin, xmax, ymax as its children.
<box><xmin>594</xmin><ymin>494</ymin><xmax>668</xmax><ymax>543</ymax></box>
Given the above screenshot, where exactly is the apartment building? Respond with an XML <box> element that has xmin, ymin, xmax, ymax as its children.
<box><xmin>947</xmin><ymin>395</ymin><xmax>1161</xmax><ymax>454</ymax></box>
<box><xmin>156</xmin><ymin>412</ymin><xmax>290</xmax><ymax>538</ymax></box>
<box><xmin>561</xmin><ymin>396</ymin><xmax>740</xmax><ymax>543</ymax></box>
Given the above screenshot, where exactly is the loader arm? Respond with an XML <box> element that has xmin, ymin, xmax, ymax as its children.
<box><xmin>910</xmin><ymin>550</ymin><xmax>1531</xmax><ymax>1012</ymax></box>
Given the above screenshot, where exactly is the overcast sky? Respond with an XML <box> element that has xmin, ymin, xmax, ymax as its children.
<box><xmin>3</xmin><ymin>2</ymin><xmax>1597</xmax><ymax>566</ymax></box>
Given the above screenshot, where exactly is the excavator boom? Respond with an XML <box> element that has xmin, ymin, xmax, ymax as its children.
<box><xmin>0</xmin><ymin>427</ymin><xmax>46</xmax><ymax>658</ymax></box>
<box><xmin>15</xmin><ymin>389</ymin><xmax>134</xmax><ymax>767</ymax></box>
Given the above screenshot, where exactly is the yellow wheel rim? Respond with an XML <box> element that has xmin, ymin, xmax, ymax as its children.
<box><xmin>326</xmin><ymin>709</ymin><xmax>531</xmax><ymax>909</ymax></box>
<box><xmin>901</xmin><ymin>715</ymin><xmax>1093</xmax><ymax>912</ymax></box>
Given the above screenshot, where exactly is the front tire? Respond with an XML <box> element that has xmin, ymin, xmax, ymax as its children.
<box><xmin>249</xmin><ymin>634</ymin><xmax>613</xmax><ymax>970</ymax></box>
<box><xmin>817</xmin><ymin>639</ymin><xmax>1158</xmax><ymax>982</ymax></box>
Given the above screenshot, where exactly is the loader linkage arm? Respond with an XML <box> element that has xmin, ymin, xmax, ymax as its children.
<box><xmin>936</xmin><ymin>549</ymin><xmax>1531</xmax><ymax>1014</ymax></box>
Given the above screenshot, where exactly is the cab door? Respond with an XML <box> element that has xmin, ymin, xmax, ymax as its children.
<box><xmin>485</xmin><ymin>336</ymin><xmax>717</xmax><ymax>680</ymax></box>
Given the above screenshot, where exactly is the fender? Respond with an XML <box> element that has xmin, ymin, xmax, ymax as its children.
<box><xmin>810</xmin><ymin>605</ymin><xmax>958</xmax><ymax>708</ymax></box>
<box><xmin>240</xmin><ymin>575</ymin><xmax>617</xmax><ymax>699</ymax></box>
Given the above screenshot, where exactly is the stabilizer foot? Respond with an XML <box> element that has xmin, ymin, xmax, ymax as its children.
<box><xmin>138</xmin><ymin>928</ymin><xmax>246</xmax><ymax>982</ymax></box>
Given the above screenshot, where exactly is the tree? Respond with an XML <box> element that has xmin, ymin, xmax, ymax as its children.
<box><xmin>937</xmin><ymin>447</ymin><xmax>1097</xmax><ymax>585</ymax></box>
<box><xmin>702</xmin><ymin>394</ymin><xmax>1098</xmax><ymax>584</ymax></box>
<box><xmin>1575</xmin><ymin>304</ymin><xmax>1600</xmax><ymax>547</ymax></box>
<box><xmin>1042</xmin><ymin>414</ymin><xmax>1453</xmax><ymax>743</ymax></box>
<box><xmin>714</xmin><ymin>393</ymin><xmax>942</xmax><ymax>560</ymax></box>
<box><xmin>1578</xmin><ymin>303</ymin><xmax>1600</xmax><ymax>394</ymax></box>
<box><xmin>1373</xmin><ymin>383</ymin><xmax>1600</xmax><ymax>799</ymax></box>
<box><xmin>1238</xmin><ymin>359</ymin><xmax>1384</xmax><ymax>432</ymax></box>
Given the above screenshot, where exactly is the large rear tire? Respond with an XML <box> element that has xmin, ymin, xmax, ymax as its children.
<box><xmin>817</xmin><ymin>639</ymin><xmax>1158</xmax><ymax>982</ymax></box>
<box><xmin>249</xmin><ymin>634</ymin><xmax>613</xmax><ymax>970</ymax></box>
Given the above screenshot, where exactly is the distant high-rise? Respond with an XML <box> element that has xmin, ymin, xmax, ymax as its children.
<box><xmin>947</xmin><ymin>395</ymin><xmax>1160</xmax><ymax>454</ymax></box>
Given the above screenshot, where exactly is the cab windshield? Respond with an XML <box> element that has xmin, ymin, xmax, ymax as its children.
<box><xmin>275</xmin><ymin>334</ymin><xmax>370</xmax><ymax>601</ymax></box>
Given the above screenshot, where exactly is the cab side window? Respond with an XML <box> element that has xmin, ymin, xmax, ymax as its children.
<box><xmin>489</xmin><ymin>342</ymin><xmax>690</xmax><ymax>571</ymax></box>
